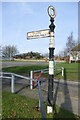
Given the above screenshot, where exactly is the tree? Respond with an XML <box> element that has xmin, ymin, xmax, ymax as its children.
<box><xmin>65</xmin><ymin>32</ymin><xmax>76</xmax><ymax>56</ymax></box>
<box><xmin>43</xmin><ymin>53</ymin><xmax>49</xmax><ymax>58</ymax></box>
<box><xmin>2</xmin><ymin>45</ymin><xmax>19</xmax><ymax>60</ymax></box>
<box><xmin>63</xmin><ymin>48</ymin><xmax>68</xmax><ymax>57</ymax></box>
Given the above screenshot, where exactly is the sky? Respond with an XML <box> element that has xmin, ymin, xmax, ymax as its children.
<box><xmin>1</xmin><ymin>2</ymin><xmax>78</xmax><ymax>55</ymax></box>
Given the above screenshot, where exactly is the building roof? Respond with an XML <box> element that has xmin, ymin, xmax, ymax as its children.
<box><xmin>71</xmin><ymin>44</ymin><xmax>80</xmax><ymax>51</ymax></box>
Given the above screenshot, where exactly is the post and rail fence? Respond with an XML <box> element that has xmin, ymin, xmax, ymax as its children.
<box><xmin>30</xmin><ymin>67</ymin><xmax>64</xmax><ymax>89</ymax></box>
<box><xmin>0</xmin><ymin>71</ymin><xmax>46</xmax><ymax>119</ymax></box>
<box><xmin>0</xmin><ymin>72</ymin><xmax>31</xmax><ymax>93</ymax></box>
<box><xmin>0</xmin><ymin>66</ymin><xmax>64</xmax><ymax>119</ymax></box>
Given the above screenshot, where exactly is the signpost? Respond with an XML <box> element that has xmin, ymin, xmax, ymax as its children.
<box><xmin>27</xmin><ymin>29</ymin><xmax>50</xmax><ymax>39</ymax></box>
<box><xmin>47</xmin><ymin>6</ymin><xmax>56</xmax><ymax>113</ymax></box>
<box><xmin>27</xmin><ymin>5</ymin><xmax>56</xmax><ymax>114</ymax></box>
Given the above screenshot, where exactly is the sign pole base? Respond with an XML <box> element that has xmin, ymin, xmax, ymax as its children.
<box><xmin>47</xmin><ymin>106</ymin><xmax>53</xmax><ymax>114</ymax></box>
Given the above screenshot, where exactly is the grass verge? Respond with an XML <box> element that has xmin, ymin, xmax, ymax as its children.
<box><xmin>2</xmin><ymin>63</ymin><xmax>79</xmax><ymax>81</ymax></box>
<box><xmin>2</xmin><ymin>91</ymin><xmax>79</xmax><ymax>119</ymax></box>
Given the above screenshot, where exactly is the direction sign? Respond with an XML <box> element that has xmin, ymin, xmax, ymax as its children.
<box><xmin>27</xmin><ymin>29</ymin><xmax>50</xmax><ymax>40</ymax></box>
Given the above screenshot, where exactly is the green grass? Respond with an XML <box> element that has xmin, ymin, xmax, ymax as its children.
<box><xmin>2</xmin><ymin>91</ymin><xmax>41</xmax><ymax>119</ymax></box>
<box><xmin>0</xmin><ymin>91</ymin><xmax>2</xmax><ymax>120</ymax></box>
<box><xmin>55</xmin><ymin>62</ymin><xmax>79</xmax><ymax>81</ymax></box>
<box><xmin>2</xmin><ymin>63</ymin><xmax>79</xmax><ymax>81</ymax></box>
<box><xmin>2</xmin><ymin>91</ymin><xmax>79</xmax><ymax>119</ymax></box>
<box><xmin>2</xmin><ymin>65</ymin><xmax>48</xmax><ymax>76</ymax></box>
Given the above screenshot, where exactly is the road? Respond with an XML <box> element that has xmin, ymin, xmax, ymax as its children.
<box><xmin>2</xmin><ymin>61</ymin><xmax>48</xmax><ymax>68</ymax></box>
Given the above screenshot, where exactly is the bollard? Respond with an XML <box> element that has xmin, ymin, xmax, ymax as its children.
<box><xmin>62</xmin><ymin>67</ymin><xmax>64</xmax><ymax>76</ymax></box>
<box><xmin>11</xmin><ymin>74</ymin><xmax>14</xmax><ymax>93</ymax></box>
<box><xmin>39</xmin><ymin>99</ymin><xmax>40</xmax><ymax>108</ymax></box>
<box><xmin>33</xmin><ymin>71</ymin><xmax>35</xmax><ymax>88</ymax></box>
<box><xmin>30</xmin><ymin>71</ymin><xmax>33</xmax><ymax>90</ymax></box>
<box><xmin>1</xmin><ymin>72</ymin><xmax>3</xmax><ymax>77</ymax></box>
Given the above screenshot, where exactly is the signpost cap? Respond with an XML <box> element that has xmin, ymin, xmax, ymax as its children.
<box><xmin>48</xmin><ymin>6</ymin><xmax>56</xmax><ymax>19</ymax></box>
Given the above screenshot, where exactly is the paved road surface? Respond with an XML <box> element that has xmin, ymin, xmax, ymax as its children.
<box><xmin>2</xmin><ymin>61</ymin><xmax>48</xmax><ymax>68</ymax></box>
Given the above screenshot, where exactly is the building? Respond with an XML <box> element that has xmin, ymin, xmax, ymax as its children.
<box><xmin>70</xmin><ymin>44</ymin><xmax>80</xmax><ymax>63</ymax></box>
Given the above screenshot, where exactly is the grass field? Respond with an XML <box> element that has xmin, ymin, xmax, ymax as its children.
<box><xmin>2</xmin><ymin>62</ymin><xmax>79</xmax><ymax>81</ymax></box>
<box><xmin>55</xmin><ymin>62</ymin><xmax>79</xmax><ymax>81</ymax></box>
<box><xmin>2</xmin><ymin>91</ymin><xmax>79</xmax><ymax>119</ymax></box>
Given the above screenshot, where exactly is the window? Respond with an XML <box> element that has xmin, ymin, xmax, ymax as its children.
<box><xmin>73</xmin><ymin>56</ymin><xmax>76</xmax><ymax>59</ymax></box>
<box><xmin>78</xmin><ymin>56</ymin><xmax>80</xmax><ymax>59</ymax></box>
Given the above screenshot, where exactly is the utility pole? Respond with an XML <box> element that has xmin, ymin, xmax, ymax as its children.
<box><xmin>47</xmin><ymin>6</ymin><xmax>56</xmax><ymax>114</ymax></box>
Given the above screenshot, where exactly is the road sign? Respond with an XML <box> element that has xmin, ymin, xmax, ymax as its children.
<box><xmin>27</xmin><ymin>29</ymin><xmax>50</xmax><ymax>40</ymax></box>
<box><xmin>27</xmin><ymin>5</ymin><xmax>56</xmax><ymax>114</ymax></box>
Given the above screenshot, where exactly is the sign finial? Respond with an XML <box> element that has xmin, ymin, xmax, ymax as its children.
<box><xmin>48</xmin><ymin>6</ymin><xmax>56</xmax><ymax>19</ymax></box>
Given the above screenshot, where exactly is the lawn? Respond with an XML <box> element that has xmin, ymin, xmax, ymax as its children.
<box><xmin>2</xmin><ymin>64</ymin><xmax>48</xmax><ymax>76</ymax></box>
<box><xmin>2</xmin><ymin>91</ymin><xmax>79</xmax><ymax>119</ymax></box>
<box><xmin>2</xmin><ymin>62</ymin><xmax>79</xmax><ymax>81</ymax></box>
<box><xmin>54</xmin><ymin>62</ymin><xmax>79</xmax><ymax>81</ymax></box>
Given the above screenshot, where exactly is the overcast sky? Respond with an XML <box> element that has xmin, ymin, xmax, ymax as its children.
<box><xmin>1</xmin><ymin>2</ymin><xmax>78</xmax><ymax>54</ymax></box>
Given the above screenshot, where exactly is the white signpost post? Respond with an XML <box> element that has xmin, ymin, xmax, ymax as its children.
<box><xmin>27</xmin><ymin>5</ymin><xmax>56</xmax><ymax>114</ymax></box>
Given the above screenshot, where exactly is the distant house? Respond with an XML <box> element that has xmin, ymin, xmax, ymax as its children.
<box><xmin>70</xmin><ymin>44</ymin><xmax>80</xmax><ymax>63</ymax></box>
